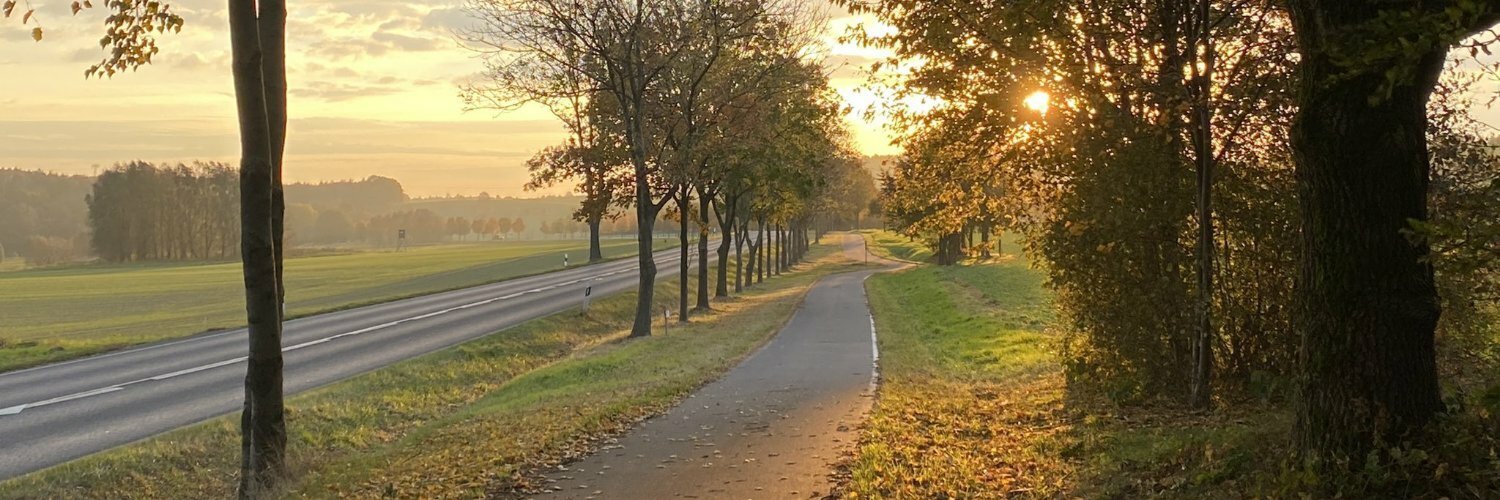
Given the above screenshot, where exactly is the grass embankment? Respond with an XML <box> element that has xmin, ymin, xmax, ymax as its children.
<box><xmin>0</xmin><ymin>240</ymin><xmax>644</xmax><ymax>372</ymax></box>
<box><xmin>1</xmin><ymin>243</ymin><xmax>862</xmax><ymax>499</ymax></box>
<box><xmin>855</xmin><ymin>230</ymin><xmax>933</xmax><ymax>263</ymax></box>
<box><xmin>841</xmin><ymin>232</ymin><xmax>1290</xmax><ymax>498</ymax></box>
<box><xmin>846</xmin><ymin>231</ymin><xmax>1500</xmax><ymax>497</ymax></box>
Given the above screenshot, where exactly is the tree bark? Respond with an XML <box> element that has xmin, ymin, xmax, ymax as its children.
<box><xmin>588</xmin><ymin>214</ymin><xmax>604</xmax><ymax>262</ymax></box>
<box><xmin>677</xmin><ymin>188</ymin><xmax>690</xmax><ymax>322</ymax></box>
<box><xmin>714</xmin><ymin>197</ymin><xmax>735</xmax><ymax>298</ymax></box>
<box><xmin>757</xmin><ymin>220</ymin><xmax>766</xmax><ymax>284</ymax></box>
<box><xmin>980</xmin><ymin>222</ymin><xmax>992</xmax><ymax>258</ymax></box>
<box><xmin>228</xmin><ymin>0</ymin><xmax>285</xmax><ymax>494</ymax></box>
<box><xmin>734</xmin><ymin>215</ymin><xmax>747</xmax><ymax>293</ymax></box>
<box><xmin>775</xmin><ymin>225</ymin><xmax>784</xmax><ymax>275</ymax></box>
<box><xmin>696</xmin><ymin>189</ymin><xmax>712</xmax><ymax>309</ymax></box>
<box><xmin>1287</xmin><ymin>0</ymin><xmax>1456</xmax><ymax>459</ymax></box>
<box><xmin>631</xmin><ymin>197</ymin><xmax>657</xmax><ymax>337</ymax></box>
<box><xmin>1188</xmin><ymin>0</ymin><xmax>1216</xmax><ymax>411</ymax></box>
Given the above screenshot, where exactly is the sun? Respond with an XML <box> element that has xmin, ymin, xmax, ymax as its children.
<box><xmin>1023</xmin><ymin>90</ymin><xmax>1050</xmax><ymax>115</ymax></box>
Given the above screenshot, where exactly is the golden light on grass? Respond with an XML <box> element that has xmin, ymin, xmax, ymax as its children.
<box><xmin>1023</xmin><ymin>90</ymin><xmax>1050</xmax><ymax>115</ymax></box>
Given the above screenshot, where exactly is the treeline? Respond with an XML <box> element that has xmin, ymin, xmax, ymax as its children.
<box><xmin>284</xmin><ymin>176</ymin><xmax>406</xmax><ymax>216</ymax></box>
<box><xmin>857</xmin><ymin>0</ymin><xmax>1499</xmax><ymax>491</ymax></box>
<box><xmin>0</xmin><ymin>169</ymin><xmax>93</xmax><ymax>266</ymax></box>
<box><xmin>88</xmin><ymin>162</ymin><xmax>241</xmax><ymax>262</ymax></box>
<box><xmin>80</xmin><ymin>167</ymin><xmax>597</xmax><ymax>261</ymax></box>
<box><xmin>471</xmin><ymin>0</ymin><xmax>881</xmax><ymax>337</ymax></box>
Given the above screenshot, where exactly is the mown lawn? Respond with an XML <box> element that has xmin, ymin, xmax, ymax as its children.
<box><xmin>0</xmin><ymin>242</ymin><xmax>865</xmax><ymax>499</ymax></box>
<box><xmin>0</xmin><ymin>240</ymin><xmax>644</xmax><ymax>372</ymax></box>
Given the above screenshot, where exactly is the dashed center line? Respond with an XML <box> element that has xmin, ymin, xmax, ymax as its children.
<box><xmin>0</xmin><ymin>261</ymin><xmax>660</xmax><ymax>417</ymax></box>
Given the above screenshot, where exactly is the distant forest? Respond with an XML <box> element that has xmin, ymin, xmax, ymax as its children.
<box><xmin>0</xmin><ymin>164</ymin><xmax>653</xmax><ymax>266</ymax></box>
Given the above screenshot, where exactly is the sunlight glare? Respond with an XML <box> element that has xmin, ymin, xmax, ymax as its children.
<box><xmin>1024</xmin><ymin>90</ymin><xmax>1050</xmax><ymax>115</ymax></box>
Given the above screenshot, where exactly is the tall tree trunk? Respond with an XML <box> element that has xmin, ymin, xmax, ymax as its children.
<box><xmin>758</xmin><ymin>220</ymin><xmax>767</xmax><ymax>284</ymax></box>
<box><xmin>1287</xmin><ymin>0</ymin><xmax>1454</xmax><ymax>459</ymax></box>
<box><xmin>588</xmin><ymin>214</ymin><xmax>603</xmax><ymax>262</ymax></box>
<box><xmin>774</xmin><ymin>225</ymin><xmax>784</xmax><ymax>275</ymax></box>
<box><xmin>734</xmin><ymin>216</ymin><xmax>746</xmax><ymax>293</ymax></box>
<box><xmin>631</xmin><ymin>198</ymin><xmax>657</xmax><ymax>337</ymax></box>
<box><xmin>1189</xmin><ymin>0</ymin><xmax>1216</xmax><ymax>411</ymax></box>
<box><xmin>677</xmin><ymin>189</ymin><xmax>690</xmax><ymax>322</ymax></box>
<box><xmin>980</xmin><ymin>222</ymin><xmax>992</xmax><ymax>258</ymax></box>
<box><xmin>696</xmin><ymin>190</ymin><xmax>712</xmax><ymax>309</ymax></box>
<box><xmin>715</xmin><ymin>198</ymin><xmax>734</xmax><ymax>298</ymax></box>
<box><xmin>228</xmin><ymin>0</ymin><xmax>285</xmax><ymax>494</ymax></box>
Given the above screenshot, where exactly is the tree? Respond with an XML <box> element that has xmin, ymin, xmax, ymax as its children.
<box><xmin>511</xmin><ymin>217</ymin><xmax>526</xmax><ymax>239</ymax></box>
<box><xmin>227</xmin><ymin>0</ymin><xmax>288</xmax><ymax>494</ymax></box>
<box><xmin>1284</xmin><ymin>0</ymin><xmax>1500</xmax><ymax>460</ymax></box>
<box><xmin>462</xmin><ymin>0</ymin><xmax>814</xmax><ymax>335</ymax></box>
<box><xmin>494</xmin><ymin>217</ymin><xmax>511</xmax><ymax>239</ymax></box>
<box><xmin>5</xmin><ymin>0</ymin><xmax>183</xmax><ymax>75</ymax></box>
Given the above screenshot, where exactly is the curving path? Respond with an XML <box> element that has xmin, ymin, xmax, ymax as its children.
<box><xmin>539</xmin><ymin>234</ymin><xmax>898</xmax><ymax>499</ymax></box>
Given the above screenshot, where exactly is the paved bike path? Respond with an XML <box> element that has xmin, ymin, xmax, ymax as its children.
<box><xmin>540</xmin><ymin>235</ymin><xmax>890</xmax><ymax>499</ymax></box>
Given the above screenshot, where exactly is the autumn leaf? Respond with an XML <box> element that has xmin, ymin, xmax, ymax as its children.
<box><xmin>1</xmin><ymin>1</ymin><xmax>13</xmax><ymax>18</ymax></box>
<box><xmin>30</xmin><ymin>26</ymin><xmax>42</xmax><ymax>41</ymax></box>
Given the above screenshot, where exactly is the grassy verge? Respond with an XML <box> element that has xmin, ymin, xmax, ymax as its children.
<box><xmin>842</xmin><ymin>245</ymin><xmax>1067</xmax><ymax>497</ymax></box>
<box><xmin>0</xmin><ymin>240</ymin><xmax>651</xmax><ymax>372</ymax></box>
<box><xmin>1</xmin><ymin>243</ymin><xmax>863</xmax><ymax>499</ymax></box>
<box><xmin>843</xmin><ymin>236</ymin><xmax>1284</xmax><ymax>498</ymax></box>
<box><xmin>843</xmin><ymin>236</ymin><xmax>1497</xmax><ymax>498</ymax></box>
<box><xmin>855</xmin><ymin>230</ymin><xmax>932</xmax><ymax>263</ymax></box>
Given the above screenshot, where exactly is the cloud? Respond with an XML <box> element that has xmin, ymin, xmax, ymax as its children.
<box><xmin>371</xmin><ymin>31</ymin><xmax>445</xmax><ymax>52</ymax></box>
<box><xmin>422</xmin><ymin>7</ymin><xmax>475</xmax><ymax>33</ymax></box>
<box><xmin>291</xmin><ymin>80</ymin><xmax>401</xmax><ymax>102</ymax></box>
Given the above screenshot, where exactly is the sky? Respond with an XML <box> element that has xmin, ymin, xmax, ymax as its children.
<box><xmin>8</xmin><ymin>3</ymin><xmax>1497</xmax><ymax>198</ymax></box>
<box><xmin>0</xmin><ymin>0</ymin><xmax>898</xmax><ymax>197</ymax></box>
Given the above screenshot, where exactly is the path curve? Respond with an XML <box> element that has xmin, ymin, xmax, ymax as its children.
<box><xmin>539</xmin><ymin>234</ymin><xmax>900</xmax><ymax>499</ymax></box>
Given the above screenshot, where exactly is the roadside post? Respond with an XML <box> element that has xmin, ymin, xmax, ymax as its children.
<box><xmin>581</xmin><ymin>285</ymin><xmax>592</xmax><ymax>314</ymax></box>
<box><xmin>564</xmin><ymin>253</ymin><xmax>569</xmax><ymax>268</ymax></box>
<box><xmin>663</xmin><ymin>307</ymin><xmax>672</xmax><ymax>333</ymax></box>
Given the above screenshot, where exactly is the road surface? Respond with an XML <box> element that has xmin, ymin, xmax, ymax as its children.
<box><xmin>0</xmin><ymin>243</ymin><xmax>707</xmax><ymax>480</ymax></box>
<box><xmin>539</xmin><ymin>234</ymin><xmax>893</xmax><ymax>499</ymax></box>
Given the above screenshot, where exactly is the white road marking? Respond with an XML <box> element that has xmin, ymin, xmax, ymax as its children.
<box><xmin>0</xmin><ymin>248</ymin><xmax>703</xmax><ymax>417</ymax></box>
<box><xmin>0</xmin><ymin>386</ymin><xmax>125</xmax><ymax>416</ymax></box>
<box><xmin>861</xmin><ymin>273</ymin><xmax>881</xmax><ymax>394</ymax></box>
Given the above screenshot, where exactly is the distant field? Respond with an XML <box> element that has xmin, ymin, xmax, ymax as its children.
<box><xmin>0</xmin><ymin>258</ymin><xmax>24</xmax><ymax>273</ymax></box>
<box><xmin>0</xmin><ymin>240</ymin><xmax>646</xmax><ymax>372</ymax></box>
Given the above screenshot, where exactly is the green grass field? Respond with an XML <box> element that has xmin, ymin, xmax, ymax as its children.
<box><xmin>0</xmin><ymin>241</ymin><xmax>860</xmax><ymax>498</ymax></box>
<box><xmin>0</xmin><ymin>240</ymin><xmax>648</xmax><ymax>372</ymax></box>
<box><xmin>0</xmin><ymin>258</ymin><xmax>24</xmax><ymax>273</ymax></box>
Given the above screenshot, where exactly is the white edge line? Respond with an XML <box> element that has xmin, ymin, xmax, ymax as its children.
<box><xmin>0</xmin><ymin>246</ymin><xmax>707</xmax><ymax>416</ymax></box>
<box><xmin>861</xmin><ymin>273</ymin><xmax>881</xmax><ymax>394</ymax></box>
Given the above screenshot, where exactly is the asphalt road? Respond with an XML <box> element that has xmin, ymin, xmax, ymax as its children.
<box><xmin>539</xmin><ymin>234</ymin><xmax>894</xmax><ymax>499</ymax></box>
<box><xmin>0</xmin><ymin>243</ymin><xmax>706</xmax><ymax>480</ymax></box>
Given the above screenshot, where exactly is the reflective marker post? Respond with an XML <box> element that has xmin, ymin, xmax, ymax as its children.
<box><xmin>581</xmin><ymin>285</ymin><xmax>592</xmax><ymax>314</ymax></box>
